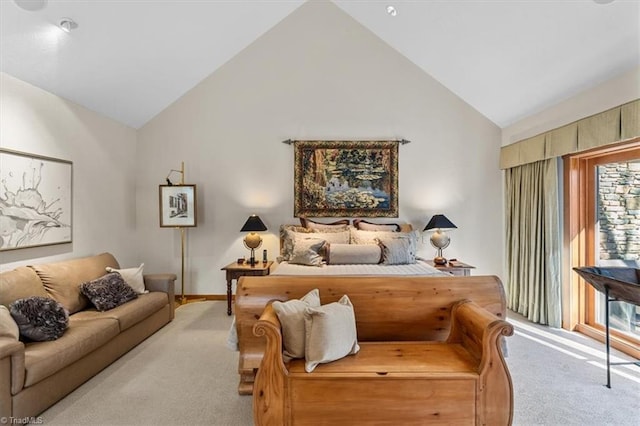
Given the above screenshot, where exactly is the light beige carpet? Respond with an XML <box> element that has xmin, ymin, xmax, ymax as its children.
<box><xmin>41</xmin><ymin>301</ymin><xmax>252</xmax><ymax>425</ymax></box>
<box><xmin>40</xmin><ymin>301</ymin><xmax>639</xmax><ymax>425</ymax></box>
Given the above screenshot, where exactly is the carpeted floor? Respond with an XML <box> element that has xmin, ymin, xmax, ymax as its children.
<box><xmin>40</xmin><ymin>301</ymin><xmax>639</xmax><ymax>425</ymax></box>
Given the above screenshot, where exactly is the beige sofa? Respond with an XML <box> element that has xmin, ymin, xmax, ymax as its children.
<box><xmin>0</xmin><ymin>253</ymin><xmax>176</xmax><ymax>418</ymax></box>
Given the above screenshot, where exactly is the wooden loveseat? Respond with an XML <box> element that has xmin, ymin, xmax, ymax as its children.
<box><xmin>241</xmin><ymin>275</ymin><xmax>513</xmax><ymax>425</ymax></box>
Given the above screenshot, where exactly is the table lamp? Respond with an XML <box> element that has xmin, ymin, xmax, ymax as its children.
<box><xmin>424</xmin><ymin>214</ymin><xmax>457</xmax><ymax>265</ymax></box>
<box><xmin>240</xmin><ymin>215</ymin><xmax>267</xmax><ymax>266</ymax></box>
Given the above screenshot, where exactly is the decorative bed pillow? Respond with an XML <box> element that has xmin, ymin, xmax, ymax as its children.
<box><xmin>9</xmin><ymin>296</ymin><xmax>69</xmax><ymax>341</ymax></box>
<box><xmin>300</xmin><ymin>218</ymin><xmax>350</xmax><ymax>231</ymax></box>
<box><xmin>80</xmin><ymin>273</ymin><xmax>138</xmax><ymax>311</ymax></box>
<box><xmin>326</xmin><ymin>243</ymin><xmax>382</xmax><ymax>265</ymax></box>
<box><xmin>304</xmin><ymin>295</ymin><xmax>360</xmax><ymax>373</ymax></box>
<box><xmin>279</xmin><ymin>225</ymin><xmax>314</xmax><ymax>261</ymax></box>
<box><xmin>272</xmin><ymin>289</ymin><xmax>321</xmax><ymax>361</ymax></box>
<box><xmin>0</xmin><ymin>305</ymin><xmax>20</xmax><ymax>340</ymax></box>
<box><xmin>350</xmin><ymin>228</ymin><xmax>417</xmax><ymax>249</ymax></box>
<box><xmin>353</xmin><ymin>219</ymin><xmax>400</xmax><ymax>232</ymax></box>
<box><xmin>377</xmin><ymin>236</ymin><xmax>416</xmax><ymax>265</ymax></box>
<box><xmin>289</xmin><ymin>239</ymin><xmax>326</xmax><ymax>266</ymax></box>
<box><xmin>282</xmin><ymin>229</ymin><xmax>350</xmax><ymax>262</ymax></box>
<box><xmin>106</xmin><ymin>263</ymin><xmax>147</xmax><ymax>294</ymax></box>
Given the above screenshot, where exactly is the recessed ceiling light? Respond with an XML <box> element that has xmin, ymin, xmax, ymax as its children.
<box><xmin>59</xmin><ymin>18</ymin><xmax>78</xmax><ymax>33</ymax></box>
<box><xmin>592</xmin><ymin>0</ymin><xmax>615</xmax><ymax>4</ymax></box>
<box><xmin>386</xmin><ymin>5</ymin><xmax>397</xmax><ymax>17</ymax></box>
<box><xmin>13</xmin><ymin>0</ymin><xmax>47</xmax><ymax>11</ymax></box>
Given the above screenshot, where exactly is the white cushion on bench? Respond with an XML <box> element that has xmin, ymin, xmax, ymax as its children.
<box><xmin>304</xmin><ymin>295</ymin><xmax>359</xmax><ymax>372</ymax></box>
<box><xmin>273</xmin><ymin>289</ymin><xmax>320</xmax><ymax>361</ymax></box>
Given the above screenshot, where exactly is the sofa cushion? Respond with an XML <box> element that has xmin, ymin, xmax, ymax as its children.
<box><xmin>0</xmin><ymin>305</ymin><xmax>19</xmax><ymax>340</ymax></box>
<box><xmin>23</xmin><ymin>316</ymin><xmax>119</xmax><ymax>387</ymax></box>
<box><xmin>80</xmin><ymin>273</ymin><xmax>137</xmax><ymax>312</ymax></box>
<box><xmin>72</xmin><ymin>292</ymin><xmax>168</xmax><ymax>331</ymax></box>
<box><xmin>10</xmin><ymin>296</ymin><xmax>69</xmax><ymax>341</ymax></box>
<box><xmin>30</xmin><ymin>253</ymin><xmax>120</xmax><ymax>314</ymax></box>
<box><xmin>0</xmin><ymin>266</ymin><xmax>49</xmax><ymax>307</ymax></box>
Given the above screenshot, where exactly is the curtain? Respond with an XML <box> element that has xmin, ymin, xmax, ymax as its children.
<box><xmin>505</xmin><ymin>158</ymin><xmax>562</xmax><ymax>327</ymax></box>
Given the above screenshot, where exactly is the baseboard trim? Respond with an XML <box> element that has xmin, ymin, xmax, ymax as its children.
<box><xmin>174</xmin><ymin>294</ymin><xmax>226</xmax><ymax>302</ymax></box>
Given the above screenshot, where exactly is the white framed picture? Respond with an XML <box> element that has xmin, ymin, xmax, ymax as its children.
<box><xmin>0</xmin><ymin>149</ymin><xmax>73</xmax><ymax>251</ymax></box>
<box><xmin>159</xmin><ymin>185</ymin><xmax>197</xmax><ymax>227</ymax></box>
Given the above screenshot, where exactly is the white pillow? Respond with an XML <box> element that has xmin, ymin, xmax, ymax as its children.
<box><xmin>105</xmin><ymin>263</ymin><xmax>147</xmax><ymax>294</ymax></box>
<box><xmin>351</xmin><ymin>229</ymin><xmax>417</xmax><ymax>256</ymax></box>
<box><xmin>0</xmin><ymin>305</ymin><xmax>19</xmax><ymax>340</ymax></box>
<box><xmin>272</xmin><ymin>289</ymin><xmax>321</xmax><ymax>361</ymax></box>
<box><xmin>284</xmin><ymin>229</ymin><xmax>350</xmax><ymax>262</ymax></box>
<box><xmin>304</xmin><ymin>295</ymin><xmax>360</xmax><ymax>373</ymax></box>
<box><xmin>350</xmin><ymin>228</ymin><xmax>416</xmax><ymax>245</ymax></box>
<box><xmin>326</xmin><ymin>243</ymin><xmax>382</xmax><ymax>265</ymax></box>
<box><xmin>377</xmin><ymin>237</ymin><xmax>416</xmax><ymax>265</ymax></box>
<box><xmin>289</xmin><ymin>239</ymin><xmax>325</xmax><ymax>266</ymax></box>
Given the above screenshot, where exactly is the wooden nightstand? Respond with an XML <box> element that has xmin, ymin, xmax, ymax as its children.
<box><xmin>221</xmin><ymin>261</ymin><xmax>273</xmax><ymax>315</ymax></box>
<box><xmin>426</xmin><ymin>260</ymin><xmax>475</xmax><ymax>276</ymax></box>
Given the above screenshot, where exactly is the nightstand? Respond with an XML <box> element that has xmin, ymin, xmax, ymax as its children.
<box><xmin>221</xmin><ymin>261</ymin><xmax>273</xmax><ymax>315</ymax></box>
<box><xmin>427</xmin><ymin>260</ymin><xmax>475</xmax><ymax>276</ymax></box>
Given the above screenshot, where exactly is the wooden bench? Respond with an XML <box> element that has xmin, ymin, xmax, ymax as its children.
<box><xmin>236</xmin><ymin>275</ymin><xmax>512</xmax><ymax>421</ymax></box>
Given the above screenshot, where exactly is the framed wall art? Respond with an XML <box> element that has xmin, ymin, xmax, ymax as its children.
<box><xmin>0</xmin><ymin>148</ymin><xmax>73</xmax><ymax>251</ymax></box>
<box><xmin>294</xmin><ymin>140</ymin><xmax>398</xmax><ymax>218</ymax></box>
<box><xmin>159</xmin><ymin>184</ymin><xmax>197</xmax><ymax>227</ymax></box>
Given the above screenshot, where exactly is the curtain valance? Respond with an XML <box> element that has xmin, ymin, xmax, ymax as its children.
<box><xmin>500</xmin><ymin>99</ymin><xmax>639</xmax><ymax>169</ymax></box>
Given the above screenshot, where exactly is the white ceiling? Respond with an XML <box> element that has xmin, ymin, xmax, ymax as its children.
<box><xmin>1</xmin><ymin>0</ymin><xmax>638</xmax><ymax>129</ymax></box>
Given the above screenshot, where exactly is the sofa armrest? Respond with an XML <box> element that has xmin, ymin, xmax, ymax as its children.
<box><xmin>0</xmin><ymin>336</ymin><xmax>25</xmax><ymax>416</ymax></box>
<box><xmin>144</xmin><ymin>274</ymin><xmax>176</xmax><ymax>296</ymax></box>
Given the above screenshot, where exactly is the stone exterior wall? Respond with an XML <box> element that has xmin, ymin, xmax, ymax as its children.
<box><xmin>598</xmin><ymin>162</ymin><xmax>640</xmax><ymax>261</ymax></box>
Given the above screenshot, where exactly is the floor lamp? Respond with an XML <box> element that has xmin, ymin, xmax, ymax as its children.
<box><xmin>160</xmin><ymin>162</ymin><xmax>198</xmax><ymax>305</ymax></box>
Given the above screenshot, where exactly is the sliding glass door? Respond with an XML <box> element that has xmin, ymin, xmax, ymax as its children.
<box><xmin>592</xmin><ymin>156</ymin><xmax>640</xmax><ymax>341</ymax></box>
<box><xmin>565</xmin><ymin>141</ymin><xmax>640</xmax><ymax>358</ymax></box>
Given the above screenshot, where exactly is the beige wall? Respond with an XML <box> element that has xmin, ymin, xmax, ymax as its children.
<box><xmin>0</xmin><ymin>73</ymin><xmax>139</xmax><ymax>271</ymax></box>
<box><xmin>136</xmin><ymin>1</ymin><xmax>503</xmax><ymax>295</ymax></box>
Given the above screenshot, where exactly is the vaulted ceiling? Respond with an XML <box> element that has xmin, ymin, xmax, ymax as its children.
<box><xmin>1</xmin><ymin>0</ymin><xmax>638</xmax><ymax>129</ymax></box>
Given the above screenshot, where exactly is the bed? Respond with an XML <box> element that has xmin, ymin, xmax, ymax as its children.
<box><xmin>229</xmin><ymin>220</ymin><xmax>455</xmax><ymax>394</ymax></box>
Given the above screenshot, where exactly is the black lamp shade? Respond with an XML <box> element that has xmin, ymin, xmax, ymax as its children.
<box><xmin>424</xmin><ymin>214</ymin><xmax>457</xmax><ymax>231</ymax></box>
<box><xmin>240</xmin><ymin>215</ymin><xmax>267</xmax><ymax>232</ymax></box>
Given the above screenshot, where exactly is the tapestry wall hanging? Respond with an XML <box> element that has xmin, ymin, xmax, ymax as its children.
<box><xmin>294</xmin><ymin>140</ymin><xmax>398</xmax><ymax>218</ymax></box>
<box><xmin>0</xmin><ymin>149</ymin><xmax>73</xmax><ymax>251</ymax></box>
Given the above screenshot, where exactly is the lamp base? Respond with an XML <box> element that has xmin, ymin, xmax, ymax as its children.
<box><xmin>433</xmin><ymin>256</ymin><xmax>448</xmax><ymax>265</ymax></box>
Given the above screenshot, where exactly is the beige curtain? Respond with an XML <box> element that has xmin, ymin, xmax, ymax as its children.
<box><xmin>505</xmin><ymin>159</ymin><xmax>561</xmax><ymax>327</ymax></box>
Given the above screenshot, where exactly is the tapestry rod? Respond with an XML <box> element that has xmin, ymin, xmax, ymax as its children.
<box><xmin>281</xmin><ymin>139</ymin><xmax>411</xmax><ymax>145</ymax></box>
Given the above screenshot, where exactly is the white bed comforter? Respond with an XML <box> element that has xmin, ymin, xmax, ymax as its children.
<box><xmin>271</xmin><ymin>259</ymin><xmax>446</xmax><ymax>276</ymax></box>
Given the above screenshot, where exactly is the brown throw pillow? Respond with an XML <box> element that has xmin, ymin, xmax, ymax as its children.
<box><xmin>353</xmin><ymin>219</ymin><xmax>400</xmax><ymax>232</ymax></box>
<box><xmin>300</xmin><ymin>218</ymin><xmax>350</xmax><ymax>230</ymax></box>
<box><xmin>80</xmin><ymin>273</ymin><xmax>137</xmax><ymax>311</ymax></box>
<box><xmin>9</xmin><ymin>296</ymin><xmax>69</xmax><ymax>341</ymax></box>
